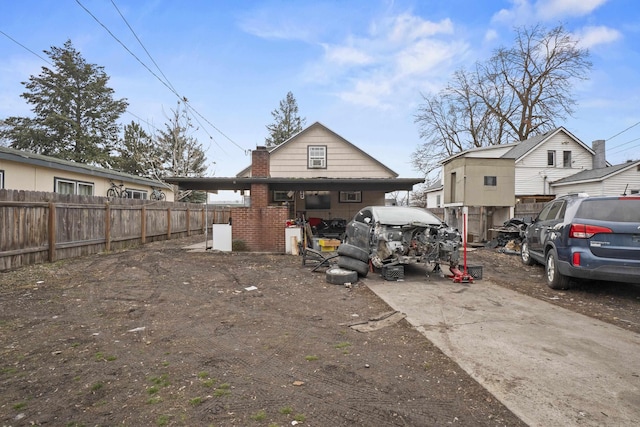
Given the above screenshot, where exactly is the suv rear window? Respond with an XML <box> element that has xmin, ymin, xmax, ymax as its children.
<box><xmin>575</xmin><ymin>199</ymin><xmax>640</xmax><ymax>222</ymax></box>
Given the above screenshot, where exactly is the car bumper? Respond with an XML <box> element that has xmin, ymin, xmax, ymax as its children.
<box><xmin>556</xmin><ymin>250</ymin><xmax>640</xmax><ymax>284</ymax></box>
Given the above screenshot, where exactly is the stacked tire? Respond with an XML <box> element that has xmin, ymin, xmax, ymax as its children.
<box><xmin>325</xmin><ymin>243</ymin><xmax>370</xmax><ymax>285</ymax></box>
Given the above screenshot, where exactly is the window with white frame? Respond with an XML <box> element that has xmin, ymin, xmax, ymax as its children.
<box><xmin>127</xmin><ymin>188</ymin><xmax>148</xmax><ymax>199</ymax></box>
<box><xmin>308</xmin><ymin>145</ymin><xmax>327</xmax><ymax>169</ymax></box>
<box><xmin>547</xmin><ymin>150</ymin><xmax>556</xmax><ymax>166</ymax></box>
<box><xmin>563</xmin><ymin>151</ymin><xmax>572</xmax><ymax>168</ymax></box>
<box><xmin>0</xmin><ymin>170</ymin><xmax>4</xmax><ymax>189</ymax></box>
<box><xmin>54</xmin><ymin>177</ymin><xmax>94</xmax><ymax>196</ymax></box>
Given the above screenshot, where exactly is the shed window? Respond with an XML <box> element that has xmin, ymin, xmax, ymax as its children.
<box><xmin>484</xmin><ymin>176</ymin><xmax>497</xmax><ymax>186</ymax></box>
<box><xmin>547</xmin><ymin>150</ymin><xmax>556</xmax><ymax>166</ymax></box>
<box><xmin>308</xmin><ymin>146</ymin><xmax>327</xmax><ymax>169</ymax></box>
<box><xmin>0</xmin><ymin>170</ymin><xmax>4</xmax><ymax>189</ymax></box>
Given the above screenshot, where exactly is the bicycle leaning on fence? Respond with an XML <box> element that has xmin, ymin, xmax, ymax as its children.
<box><xmin>107</xmin><ymin>182</ymin><xmax>128</xmax><ymax>198</ymax></box>
<box><xmin>150</xmin><ymin>187</ymin><xmax>166</xmax><ymax>201</ymax></box>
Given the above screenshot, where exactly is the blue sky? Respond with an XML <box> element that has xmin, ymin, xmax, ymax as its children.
<box><xmin>1</xmin><ymin>0</ymin><xmax>639</xmax><ymax>186</ymax></box>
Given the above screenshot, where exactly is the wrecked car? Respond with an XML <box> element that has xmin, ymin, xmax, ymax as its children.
<box><xmin>344</xmin><ymin>206</ymin><xmax>461</xmax><ymax>269</ymax></box>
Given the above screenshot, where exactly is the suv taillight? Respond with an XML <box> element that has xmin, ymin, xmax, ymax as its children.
<box><xmin>569</xmin><ymin>223</ymin><xmax>613</xmax><ymax>239</ymax></box>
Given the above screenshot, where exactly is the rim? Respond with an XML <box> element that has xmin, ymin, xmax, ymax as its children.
<box><xmin>521</xmin><ymin>242</ymin><xmax>529</xmax><ymax>262</ymax></box>
<box><xmin>546</xmin><ymin>254</ymin><xmax>555</xmax><ymax>282</ymax></box>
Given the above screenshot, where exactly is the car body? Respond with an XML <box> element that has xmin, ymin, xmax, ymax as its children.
<box><xmin>344</xmin><ymin>206</ymin><xmax>461</xmax><ymax>269</ymax></box>
<box><xmin>520</xmin><ymin>194</ymin><xmax>640</xmax><ymax>289</ymax></box>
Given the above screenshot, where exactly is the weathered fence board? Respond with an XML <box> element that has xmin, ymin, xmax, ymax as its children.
<box><xmin>0</xmin><ymin>190</ymin><xmax>227</xmax><ymax>271</ymax></box>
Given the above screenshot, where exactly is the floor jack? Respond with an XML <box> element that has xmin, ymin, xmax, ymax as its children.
<box><xmin>449</xmin><ymin>212</ymin><xmax>474</xmax><ymax>284</ymax></box>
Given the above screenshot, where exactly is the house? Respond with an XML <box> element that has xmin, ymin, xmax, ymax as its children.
<box><xmin>551</xmin><ymin>159</ymin><xmax>640</xmax><ymax>196</ymax></box>
<box><xmin>0</xmin><ymin>146</ymin><xmax>174</xmax><ymax>201</ymax></box>
<box><xmin>423</xmin><ymin>181</ymin><xmax>444</xmax><ymax>208</ymax></box>
<box><xmin>165</xmin><ymin>122</ymin><xmax>424</xmax><ymax>252</ymax></box>
<box><xmin>439</xmin><ymin>127</ymin><xmax>617</xmax><ymax>241</ymax></box>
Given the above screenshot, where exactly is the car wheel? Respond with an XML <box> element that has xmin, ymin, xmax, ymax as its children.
<box><xmin>545</xmin><ymin>249</ymin><xmax>570</xmax><ymax>290</ymax></box>
<box><xmin>520</xmin><ymin>240</ymin><xmax>535</xmax><ymax>266</ymax></box>
<box><xmin>325</xmin><ymin>267</ymin><xmax>358</xmax><ymax>285</ymax></box>
<box><xmin>338</xmin><ymin>256</ymin><xmax>369</xmax><ymax>277</ymax></box>
<box><xmin>337</xmin><ymin>243</ymin><xmax>369</xmax><ymax>262</ymax></box>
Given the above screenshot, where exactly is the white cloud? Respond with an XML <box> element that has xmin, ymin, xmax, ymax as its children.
<box><xmin>492</xmin><ymin>0</ymin><xmax>609</xmax><ymax>24</ymax></box>
<box><xmin>574</xmin><ymin>25</ymin><xmax>622</xmax><ymax>49</ymax></box>
<box><xmin>536</xmin><ymin>0</ymin><xmax>609</xmax><ymax>20</ymax></box>
<box><xmin>312</xmin><ymin>13</ymin><xmax>466</xmax><ymax>110</ymax></box>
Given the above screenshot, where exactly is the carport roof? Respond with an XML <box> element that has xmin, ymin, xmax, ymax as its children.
<box><xmin>163</xmin><ymin>177</ymin><xmax>424</xmax><ymax>192</ymax></box>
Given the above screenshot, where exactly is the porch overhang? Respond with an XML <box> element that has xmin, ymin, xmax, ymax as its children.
<box><xmin>163</xmin><ymin>177</ymin><xmax>424</xmax><ymax>192</ymax></box>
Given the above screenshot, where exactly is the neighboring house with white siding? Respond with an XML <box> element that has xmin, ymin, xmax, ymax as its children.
<box><xmin>439</xmin><ymin>127</ymin><xmax>616</xmax><ymax>241</ymax></box>
<box><xmin>551</xmin><ymin>160</ymin><xmax>640</xmax><ymax>196</ymax></box>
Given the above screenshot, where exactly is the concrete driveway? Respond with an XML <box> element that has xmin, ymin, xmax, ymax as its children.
<box><xmin>365</xmin><ymin>268</ymin><xmax>640</xmax><ymax>427</ymax></box>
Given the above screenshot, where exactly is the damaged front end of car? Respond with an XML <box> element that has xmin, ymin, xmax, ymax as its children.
<box><xmin>369</xmin><ymin>222</ymin><xmax>462</xmax><ymax>269</ymax></box>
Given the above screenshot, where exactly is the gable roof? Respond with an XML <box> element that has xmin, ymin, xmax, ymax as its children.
<box><xmin>551</xmin><ymin>160</ymin><xmax>640</xmax><ymax>186</ymax></box>
<box><xmin>0</xmin><ymin>146</ymin><xmax>164</xmax><ymax>188</ymax></box>
<box><xmin>236</xmin><ymin>121</ymin><xmax>398</xmax><ymax>177</ymax></box>
<box><xmin>501</xmin><ymin>127</ymin><xmax>595</xmax><ymax>161</ymax></box>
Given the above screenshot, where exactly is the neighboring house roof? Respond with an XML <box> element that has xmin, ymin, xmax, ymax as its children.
<box><xmin>236</xmin><ymin>121</ymin><xmax>398</xmax><ymax>177</ymax></box>
<box><xmin>551</xmin><ymin>160</ymin><xmax>640</xmax><ymax>186</ymax></box>
<box><xmin>423</xmin><ymin>181</ymin><xmax>443</xmax><ymax>193</ymax></box>
<box><xmin>500</xmin><ymin>127</ymin><xmax>597</xmax><ymax>162</ymax></box>
<box><xmin>0</xmin><ymin>146</ymin><xmax>165</xmax><ymax>188</ymax></box>
<box><xmin>440</xmin><ymin>126</ymin><xmax>600</xmax><ymax>164</ymax></box>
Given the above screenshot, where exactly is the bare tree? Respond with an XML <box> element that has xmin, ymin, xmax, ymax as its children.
<box><xmin>412</xmin><ymin>24</ymin><xmax>591</xmax><ymax>176</ymax></box>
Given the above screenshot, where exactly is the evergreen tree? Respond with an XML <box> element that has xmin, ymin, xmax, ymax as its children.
<box><xmin>265</xmin><ymin>91</ymin><xmax>306</xmax><ymax>147</ymax></box>
<box><xmin>156</xmin><ymin>102</ymin><xmax>208</xmax><ymax>202</ymax></box>
<box><xmin>0</xmin><ymin>40</ymin><xmax>128</xmax><ymax>167</ymax></box>
<box><xmin>115</xmin><ymin>121</ymin><xmax>162</xmax><ymax>178</ymax></box>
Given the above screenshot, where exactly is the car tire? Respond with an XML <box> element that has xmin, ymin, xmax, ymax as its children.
<box><xmin>325</xmin><ymin>267</ymin><xmax>358</xmax><ymax>285</ymax></box>
<box><xmin>338</xmin><ymin>256</ymin><xmax>370</xmax><ymax>277</ymax></box>
<box><xmin>520</xmin><ymin>240</ymin><xmax>535</xmax><ymax>266</ymax></box>
<box><xmin>337</xmin><ymin>243</ymin><xmax>369</xmax><ymax>262</ymax></box>
<box><xmin>545</xmin><ymin>249</ymin><xmax>570</xmax><ymax>290</ymax></box>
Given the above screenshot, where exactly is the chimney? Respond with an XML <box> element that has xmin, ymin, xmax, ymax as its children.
<box><xmin>592</xmin><ymin>139</ymin><xmax>606</xmax><ymax>169</ymax></box>
<box><xmin>251</xmin><ymin>146</ymin><xmax>270</xmax><ymax>177</ymax></box>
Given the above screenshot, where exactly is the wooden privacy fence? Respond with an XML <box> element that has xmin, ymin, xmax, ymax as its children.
<box><xmin>0</xmin><ymin>190</ymin><xmax>226</xmax><ymax>271</ymax></box>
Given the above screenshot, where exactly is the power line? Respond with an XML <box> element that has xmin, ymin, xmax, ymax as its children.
<box><xmin>0</xmin><ymin>30</ymin><xmax>52</xmax><ymax>65</ymax></box>
<box><xmin>606</xmin><ymin>120</ymin><xmax>640</xmax><ymax>141</ymax></box>
<box><xmin>607</xmin><ymin>136</ymin><xmax>640</xmax><ymax>155</ymax></box>
<box><xmin>77</xmin><ymin>0</ymin><xmax>247</xmax><ymax>153</ymax></box>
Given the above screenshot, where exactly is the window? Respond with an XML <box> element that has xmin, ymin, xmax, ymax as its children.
<box><xmin>547</xmin><ymin>150</ymin><xmax>556</xmax><ymax>166</ymax></box>
<box><xmin>0</xmin><ymin>170</ymin><xmax>4</xmax><ymax>189</ymax></box>
<box><xmin>308</xmin><ymin>145</ymin><xmax>327</xmax><ymax>169</ymax></box>
<box><xmin>484</xmin><ymin>176</ymin><xmax>497</xmax><ymax>186</ymax></box>
<box><xmin>339</xmin><ymin>191</ymin><xmax>361</xmax><ymax>203</ymax></box>
<box><xmin>563</xmin><ymin>151</ymin><xmax>572</xmax><ymax>168</ymax></box>
<box><xmin>450</xmin><ymin>172</ymin><xmax>456</xmax><ymax>201</ymax></box>
<box><xmin>273</xmin><ymin>191</ymin><xmax>294</xmax><ymax>202</ymax></box>
<box><xmin>436</xmin><ymin>195</ymin><xmax>441</xmax><ymax>207</ymax></box>
<box><xmin>54</xmin><ymin>177</ymin><xmax>94</xmax><ymax>196</ymax></box>
<box><xmin>538</xmin><ymin>201</ymin><xmax>565</xmax><ymax>221</ymax></box>
<box><xmin>127</xmin><ymin>189</ymin><xmax>148</xmax><ymax>199</ymax></box>
<box><xmin>304</xmin><ymin>191</ymin><xmax>331</xmax><ymax>209</ymax></box>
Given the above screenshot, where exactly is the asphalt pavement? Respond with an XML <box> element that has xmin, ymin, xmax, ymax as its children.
<box><xmin>365</xmin><ymin>268</ymin><xmax>640</xmax><ymax>427</ymax></box>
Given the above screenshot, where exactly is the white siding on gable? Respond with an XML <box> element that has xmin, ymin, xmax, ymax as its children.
<box><xmin>515</xmin><ymin>131</ymin><xmax>594</xmax><ymax>195</ymax></box>
<box><xmin>426</xmin><ymin>189</ymin><xmax>443</xmax><ymax>208</ymax></box>
<box><xmin>270</xmin><ymin>126</ymin><xmax>393</xmax><ymax>178</ymax></box>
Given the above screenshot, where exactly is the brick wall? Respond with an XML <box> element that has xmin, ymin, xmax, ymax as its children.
<box><xmin>230</xmin><ymin>206</ymin><xmax>288</xmax><ymax>252</ymax></box>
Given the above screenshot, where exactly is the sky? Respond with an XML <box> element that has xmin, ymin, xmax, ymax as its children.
<box><xmin>1</xmin><ymin>0</ymin><xmax>639</xmax><ymax>197</ymax></box>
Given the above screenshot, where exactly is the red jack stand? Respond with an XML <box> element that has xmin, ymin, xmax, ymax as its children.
<box><xmin>449</xmin><ymin>212</ymin><xmax>474</xmax><ymax>284</ymax></box>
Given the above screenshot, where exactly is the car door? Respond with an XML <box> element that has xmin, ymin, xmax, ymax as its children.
<box><xmin>346</xmin><ymin>208</ymin><xmax>374</xmax><ymax>249</ymax></box>
<box><xmin>529</xmin><ymin>200</ymin><xmax>566</xmax><ymax>255</ymax></box>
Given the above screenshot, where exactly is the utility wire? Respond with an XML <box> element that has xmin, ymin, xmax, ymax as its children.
<box><xmin>0</xmin><ymin>30</ymin><xmax>52</xmax><ymax>65</ymax></box>
<box><xmin>78</xmin><ymin>0</ymin><xmax>246</xmax><ymax>153</ymax></box>
<box><xmin>606</xmin><ymin>120</ymin><xmax>640</xmax><ymax>141</ymax></box>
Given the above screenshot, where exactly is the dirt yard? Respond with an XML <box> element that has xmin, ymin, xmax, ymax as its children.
<box><xmin>1</xmin><ymin>235</ymin><xmax>638</xmax><ymax>426</ymax></box>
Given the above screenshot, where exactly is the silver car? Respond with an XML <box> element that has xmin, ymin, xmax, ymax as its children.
<box><xmin>344</xmin><ymin>206</ymin><xmax>461</xmax><ymax>269</ymax></box>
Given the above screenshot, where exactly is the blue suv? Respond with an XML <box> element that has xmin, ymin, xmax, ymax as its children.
<box><xmin>520</xmin><ymin>194</ymin><xmax>640</xmax><ymax>289</ymax></box>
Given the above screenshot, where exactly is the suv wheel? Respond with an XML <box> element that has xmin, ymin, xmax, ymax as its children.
<box><xmin>520</xmin><ymin>241</ymin><xmax>535</xmax><ymax>266</ymax></box>
<box><xmin>545</xmin><ymin>249</ymin><xmax>570</xmax><ymax>290</ymax></box>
